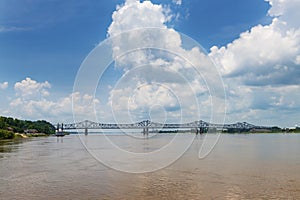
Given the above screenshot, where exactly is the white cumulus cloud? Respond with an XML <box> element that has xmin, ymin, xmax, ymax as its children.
<box><xmin>7</xmin><ymin>78</ymin><xmax>101</xmax><ymax>122</ymax></box>
<box><xmin>209</xmin><ymin>0</ymin><xmax>300</xmax><ymax>86</ymax></box>
<box><xmin>14</xmin><ymin>77</ymin><xmax>51</xmax><ymax>98</ymax></box>
<box><xmin>208</xmin><ymin>0</ymin><xmax>300</xmax><ymax>126</ymax></box>
<box><xmin>105</xmin><ymin>0</ymin><xmax>225</xmax><ymax>123</ymax></box>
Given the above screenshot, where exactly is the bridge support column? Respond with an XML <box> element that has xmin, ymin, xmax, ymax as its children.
<box><xmin>195</xmin><ymin>128</ymin><xmax>204</xmax><ymax>135</ymax></box>
<box><xmin>199</xmin><ymin>127</ymin><xmax>204</xmax><ymax>134</ymax></box>
<box><xmin>84</xmin><ymin>128</ymin><xmax>88</xmax><ymax>135</ymax></box>
<box><xmin>143</xmin><ymin>127</ymin><xmax>149</xmax><ymax>136</ymax></box>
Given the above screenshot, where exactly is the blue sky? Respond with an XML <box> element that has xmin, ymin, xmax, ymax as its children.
<box><xmin>0</xmin><ymin>0</ymin><xmax>299</xmax><ymax>127</ymax></box>
<box><xmin>0</xmin><ymin>0</ymin><xmax>270</xmax><ymax>88</ymax></box>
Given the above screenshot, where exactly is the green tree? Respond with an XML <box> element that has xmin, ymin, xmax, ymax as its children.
<box><xmin>0</xmin><ymin>129</ymin><xmax>15</xmax><ymax>139</ymax></box>
<box><xmin>0</xmin><ymin>116</ymin><xmax>55</xmax><ymax>135</ymax></box>
<box><xmin>0</xmin><ymin>117</ymin><xmax>6</xmax><ymax>129</ymax></box>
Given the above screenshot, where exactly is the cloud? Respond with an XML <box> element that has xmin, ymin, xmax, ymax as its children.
<box><xmin>108</xmin><ymin>82</ymin><xmax>182</xmax><ymax>123</ymax></box>
<box><xmin>209</xmin><ymin>0</ymin><xmax>300</xmax><ymax>86</ymax></box>
<box><xmin>9</xmin><ymin>91</ymin><xmax>101</xmax><ymax>122</ymax></box>
<box><xmin>105</xmin><ymin>0</ymin><xmax>225</xmax><ymax>123</ymax></box>
<box><xmin>107</xmin><ymin>0</ymin><xmax>181</xmax><ymax>70</ymax></box>
<box><xmin>268</xmin><ymin>0</ymin><xmax>300</xmax><ymax>28</ymax></box>
<box><xmin>7</xmin><ymin>78</ymin><xmax>101</xmax><ymax>122</ymax></box>
<box><xmin>0</xmin><ymin>82</ymin><xmax>8</xmax><ymax>90</ymax></box>
<box><xmin>225</xmin><ymin>84</ymin><xmax>300</xmax><ymax>125</ymax></box>
<box><xmin>172</xmin><ymin>0</ymin><xmax>182</xmax><ymax>6</ymax></box>
<box><xmin>108</xmin><ymin>0</ymin><xmax>170</xmax><ymax>37</ymax></box>
<box><xmin>0</xmin><ymin>26</ymin><xmax>31</xmax><ymax>33</ymax></box>
<box><xmin>14</xmin><ymin>77</ymin><xmax>51</xmax><ymax>99</ymax></box>
<box><xmin>208</xmin><ymin>0</ymin><xmax>300</xmax><ymax>125</ymax></box>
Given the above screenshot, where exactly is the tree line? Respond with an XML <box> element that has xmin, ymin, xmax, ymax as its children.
<box><xmin>0</xmin><ymin>116</ymin><xmax>55</xmax><ymax>139</ymax></box>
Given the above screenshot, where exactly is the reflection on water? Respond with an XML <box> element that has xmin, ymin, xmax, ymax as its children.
<box><xmin>0</xmin><ymin>139</ymin><xmax>25</xmax><ymax>156</ymax></box>
<box><xmin>0</xmin><ymin>134</ymin><xmax>299</xmax><ymax>199</ymax></box>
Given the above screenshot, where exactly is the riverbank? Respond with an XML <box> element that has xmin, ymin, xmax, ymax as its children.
<box><xmin>14</xmin><ymin>133</ymin><xmax>49</xmax><ymax>139</ymax></box>
<box><xmin>0</xmin><ymin>130</ymin><xmax>51</xmax><ymax>140</ymax></box>
<box><xmin>0</xmin><ymin>116</ymin><xmax>55</xmax><ymax>139</ymax></box>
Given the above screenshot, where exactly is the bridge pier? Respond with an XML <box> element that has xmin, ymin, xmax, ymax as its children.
<box><xmin>56</xmin><ymin>123</ymin><xmax>64</xmax><ymax>132</ymax></box>
<box><xmin>84</xmin><ymin>128</ymin><xmax>88</xmax><ymax>135</ymax></box>
<box><xmin>195</xmin><ymin>128</ymin><xmax>204</xmax><ymax>135</ymax></box>
<box><xmin>143</xmin><ymin>127</ymin><xmax>149</xmax><ymax>136</ymax></box>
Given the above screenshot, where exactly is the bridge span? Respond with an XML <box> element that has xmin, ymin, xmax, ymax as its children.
<box><xmin>55</xmin><ymin>120</ymin><xmax>265</xmax><ymax>135</ymax></box>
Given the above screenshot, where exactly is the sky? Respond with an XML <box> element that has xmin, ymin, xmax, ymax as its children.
<box><xmin>0</xmin><ymin>0</ymin><xmax>299</xmax><ymax>127</ymax></box>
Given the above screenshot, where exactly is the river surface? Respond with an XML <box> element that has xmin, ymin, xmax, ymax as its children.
<box><xmin>0</xmin><ymin>133</ymin><xmax>300</xmax><ymax>199</ymax></box>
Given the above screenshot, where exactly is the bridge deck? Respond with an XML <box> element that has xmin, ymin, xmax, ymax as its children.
<box><xmin>56</xmin><ymin>120</ymin><xmax>266</xmax><ymax>130</ymax></box>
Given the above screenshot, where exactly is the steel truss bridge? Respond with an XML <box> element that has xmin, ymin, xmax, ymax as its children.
<box><xmin>55</xmin><ymin>120</ymin><xmax>267</xmax><ymax>135</ymax></box>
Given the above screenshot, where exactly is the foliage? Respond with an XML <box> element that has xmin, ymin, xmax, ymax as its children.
<box><xmin>286</xmin><ymin>127</ymin><xmax>300</xmax><ymax>133</ymax></box>
<box><xmin>271</xmin><ymin>126</ymin><xmax>282</xmax><ymax>133</ymax></box>
<box><xmin>0</xmin><ymin>129</ymin><xmax>15</xmax><ymax>139</ymax></box>
<box><xmin>0</xmin><ymin>116</ymin><xmax>55</xmax><ymax>135</ymax></box>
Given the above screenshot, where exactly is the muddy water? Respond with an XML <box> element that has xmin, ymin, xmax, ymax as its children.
<box><xmin>0</xmin><ymin>134</ymin><xmax>299</xmax><ymax>199</ymax></box>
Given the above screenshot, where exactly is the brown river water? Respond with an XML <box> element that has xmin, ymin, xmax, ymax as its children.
<box><xmin>0</xmin><ymin>133</ymin><xmax>299</xmax><ymax>199</ymax></box>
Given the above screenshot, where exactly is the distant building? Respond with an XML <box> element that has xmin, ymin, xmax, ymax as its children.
<box><xmin>7</xmin><ymin>127</ymin><xmax>14</xmax><ymax>132</ymax></box>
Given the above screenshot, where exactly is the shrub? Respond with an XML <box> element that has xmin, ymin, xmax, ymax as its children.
<box><xmin>0</xmin><ymin>129</ymin><xmax>15</xmax><ymax>139</ymax></box>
